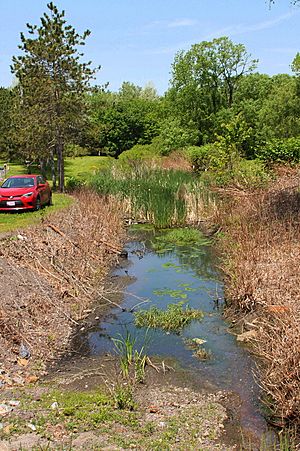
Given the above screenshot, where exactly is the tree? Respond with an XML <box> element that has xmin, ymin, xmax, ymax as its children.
<box><xmin>0</xmin><ymin>87</ymin><xmax>13</xmax><ymax>158</ymax></box>
<box><xmin>82</xmin><ymin>82</ymin><xmax>162</xmax><ymax>157</ymax></box>
<box><xmin>11</xmin><ymin>2</ymin><xmax>98</xmax><ymax>191</ymax></box>
<box><xmin>168</xmin><ymin>37</ymin><xmax>257</xmax><ymax>143</ymax></box>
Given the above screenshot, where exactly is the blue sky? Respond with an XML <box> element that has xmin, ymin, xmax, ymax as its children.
<box><xmin>0</xmin><ymin>0</ymin><xmax>299</xmax><ymax>93</ymax></box>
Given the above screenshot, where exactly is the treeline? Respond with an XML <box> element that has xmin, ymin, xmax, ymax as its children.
<box><xmin>0</xmin><ymin>3</ymin><xmax>299</xmax><ymax>189</ymax></box>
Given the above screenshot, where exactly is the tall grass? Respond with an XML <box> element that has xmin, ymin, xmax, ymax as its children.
<box><xmin>217</xmin><ymin>171</ymin><xmax>300</xmax><ymax>431</ymax></box>
<box><xmin>90</xmin><ymin>166</ymin><xmax>216</xmax><ymax>228</ymax></box>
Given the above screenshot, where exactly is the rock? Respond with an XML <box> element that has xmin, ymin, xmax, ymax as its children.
<box><xmin>19</xmin><ymin>343</ymin><xmax>31</xmax><ymax>359</ymax></box>
<box><xmin>236</xmin><ymin>330</ymin><xmax>257</xmax><ymax>342</ymax></box>
<box><xmin>27</xmin><ymin>423</ymin><xmax>37</xmax><ymax>431</ymax></box>
<box><xmin>51</xmin><ymin>402</ymin><xmax>58</xmax><ymax>410</ymax></box>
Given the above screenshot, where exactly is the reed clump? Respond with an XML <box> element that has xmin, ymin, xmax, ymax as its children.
<box><xmin>90</xmin><ymin>166</ymin><xmax>217</xmax><ymax>228</ymax></box>
<box><xmin>217</xmin><ymin>168</ymin><xmax>300</xmax><ymax>429</ymax></box>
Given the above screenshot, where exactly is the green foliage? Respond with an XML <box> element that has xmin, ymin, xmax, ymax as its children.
<box><xmin>0</xmin><ymin>88</ymin><xmax>13</xmax><ymax>159</ymax></box>
<box><xmin>113</xmin><ymin>385</ymin><xmax>136</xmax><ymax>411</ymax></box>
<box><xmin>202</xmin><ymin>158</ymin><xmax>270</xmax><ymax>188</ymax></box>
<box><xmin>256</xmin><ymin>137</ymin><xmax>300</xmax><ymax>163</ymax></box>
<box><xmin>169</xmin><ymin>36</ymin><xmax>257</xmax><ymax>143</ymax></box>
<box><xmin>134</xmin><ymin>301</ymin><xmax>204</xmax><ymax>333</ymax></box>
<box><xmin>83</xmin><ymin>83</ymin><xmax>163</xmax><ymax>157</ymax></box>
<box><xmin>65</xmin><ymin>176</ymin><xmax>85</xmax><ymax>191</ymax></box>
<box><xmin>155</xmin><ymin>118</ymin><xmax>199</xmax><ymax>156</ymax></box>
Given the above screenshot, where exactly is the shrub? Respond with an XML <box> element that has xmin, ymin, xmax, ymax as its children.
<box><xmin>118</xmin><ymin>143</ymin><xmax>160</xmax><ymax>162</ymax></box>
<box><xmin>65</xmin><ymin>176</ymin><xmax>85</xmax><ymax>192</ymax></box>
<box><xmin>255</xmin><ymin>137</ymin><xmax>300</xmax><ymax>164</ymax></box>
<box><xmin>157</xmin><ymin>118</ymin><xmax>199</xmax><ymax>156</ymax></box>
<box><xmin>203</xmin><ymin>158</ymin><xmax>270</xmax><ymax>189</ymax></box>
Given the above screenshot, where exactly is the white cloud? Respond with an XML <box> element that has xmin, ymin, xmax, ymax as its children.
<box><xmin>167</xmin><ymin>18</ymin><xmax>198</xmax><ymax>28</ymax></box>
<box><xmin>206</xmin><ymin>12</ymin><xmax>296</xmax><ymax>39</ymax></box>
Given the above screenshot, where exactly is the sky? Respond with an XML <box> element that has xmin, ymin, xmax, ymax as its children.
<box><xmin>0</xmin><ymin>0</ymin><xmax>299</xmax><ymax>94</ymax></box>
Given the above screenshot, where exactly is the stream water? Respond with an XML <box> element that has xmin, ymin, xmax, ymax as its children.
<box><xmin>74</xmin><ymin>230</ymin><xmax>269</xmax><ymax>442</ymax></box>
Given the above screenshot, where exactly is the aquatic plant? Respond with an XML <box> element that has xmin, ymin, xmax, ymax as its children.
<box><xmin>112</xmin><ymin>331</ymin><xmax>136</xmax><ymax>379</ymax></box>
<box><xmin>155</xmin><ymin>228</ymin><xmax>211</xmax><ymax>246</ymax></box>
<box><xmin>134</xmin><ymin>302</ymin><xmax>204</xmax><ymax>333</ymax></box>
<box><xmin>90</xmin><ymin>167</ymin><xmax>216</xmax><ymax>228</ymax></box>
<box><xmin>112</xmin><ymin>330</ymin><xmax>149</xmax><ymax>383</ymax></box>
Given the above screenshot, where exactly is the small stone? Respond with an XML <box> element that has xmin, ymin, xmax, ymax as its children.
<box><xmin>158</xmin><ymin>422</ymin><xmax>165</xmax><ymax>428</ymax></box>
<box><xmin>27</xmin><ymin>423</ymin><xmax>36</xmax><ymax>431</ymax></box>
<box><xmin>51</xmin><ymin>402</ymin><xmax>58</xmax><ymax>410</ymax></box>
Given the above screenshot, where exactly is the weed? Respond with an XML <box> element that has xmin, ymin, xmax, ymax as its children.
<box><xmin>113</xmin><ymin>385</ymin><xmax>136</xmax><ymax>411</ymax></box>
<box><xmin>112</xmin><ymin>329</ymin><xmax>149</xmax><ymax>383</ymax></box>
<box><xmin>112</xmin><ymin>331</ymin><xmax>136</xmax><ymax>379</ymax></box>
<box><xmin>134</xmin><ymin>301</ymin><xmax>204</xmax><ymax>333</ymax></box>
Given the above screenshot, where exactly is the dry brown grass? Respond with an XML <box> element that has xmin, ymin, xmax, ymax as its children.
<box><xmin>217</xmin><ymin>168</ymin><xmax>300</xmax><ymax>428</ymax></box>
<box><xmin>0</xmin><ymin>190</ymin><xmax>125</xmax><ymax>369</ymax></box>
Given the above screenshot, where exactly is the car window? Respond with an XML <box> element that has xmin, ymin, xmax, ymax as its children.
<box><xmin>1</xmin><ymin>177</ymin><xmax>35</xmax><ymax>188</ymax></box>
<box><xmin>37</xmin><ymin>176</ymin><xmax>46</xmax><ymax>185</ymax></box>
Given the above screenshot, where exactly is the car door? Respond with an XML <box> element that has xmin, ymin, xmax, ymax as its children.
<box><xmin>37</xmin><ymin>176</ymin><xmax>47</xmax><ymax>205</ymax></box>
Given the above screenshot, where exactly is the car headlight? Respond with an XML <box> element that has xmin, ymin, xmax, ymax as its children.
<box><xmin>22</xmin><ymin>192</ymin><xmax>34</xmax><ymax>198</ymax></box>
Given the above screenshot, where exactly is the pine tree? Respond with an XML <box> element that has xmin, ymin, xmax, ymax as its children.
<box><xmin>11</xmin><ymin>2</ymin><xmax>98</xmax><ymax>191</ymax></box>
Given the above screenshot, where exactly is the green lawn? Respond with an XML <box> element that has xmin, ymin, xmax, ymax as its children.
<box><xmin>64</xmin><ymin>156</ymin><xmax>112</xmax><ymax>179</ymax></box>
<box><xmin>0</xmin><ymin>193</ymin><xmax>74</xmax><ymax>234</ymax></box>
<box><xmin>0</xmin><ymin>156</ymin><xmax>112</xmax><ymax>182</ymax></box>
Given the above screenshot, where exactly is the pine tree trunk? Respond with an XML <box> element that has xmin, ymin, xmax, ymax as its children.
<box><xmin>57</xmin><ymin>139</ymin><xmax>65</xmax><ymax>192</ymax></box>
<box><xmin>50</xmin><ymin>150</ymin><xmax>56</xmax><ymax>190</ymax></box>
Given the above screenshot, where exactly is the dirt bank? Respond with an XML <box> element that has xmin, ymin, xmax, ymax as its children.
<box><xmin>0</xmin><ymin>191</ymin><xmax>125</xmax><ymax>383</ymax></box>
<box><xmin>217</xmin><ymin>167</ymin><xmax>300</xmax><ymax>431</ymax></box>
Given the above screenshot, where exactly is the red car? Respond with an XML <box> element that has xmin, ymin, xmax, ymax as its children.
<box><xmin>0</xmin><ymin>175</ymin><xmax>52</xmax><ymax>211</ymax></box>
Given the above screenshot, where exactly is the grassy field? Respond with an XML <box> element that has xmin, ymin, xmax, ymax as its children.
<box><xmin>0</xmin><ymin>156</ymin><xmax>113</xmax><ymax>181</ymax></box>
<box><xmin>64</xmin><ymin>155</ymin><xmax>112</xmax><ymax>179</ymax></box>
<box><xmin>0</xmin><ymin>193</ymin><xmax>74</xmax><ymax>234</ymax></box>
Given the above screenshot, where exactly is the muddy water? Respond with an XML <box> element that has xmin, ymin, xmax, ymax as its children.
<box><xmin>75</xmin><ymin>231</ymin><xmax>268</xmax><ymax>440</ymax></box>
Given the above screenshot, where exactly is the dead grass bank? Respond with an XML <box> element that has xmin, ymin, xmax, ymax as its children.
<box><xmin>0</xmin><ymin>190</ymin><xmax>125</xmax><ymax>373</ymax></box>
<box><xmin>217</xmin><ymin>167</ymin><xmax>300</xmax><ymax>428</ymax></box>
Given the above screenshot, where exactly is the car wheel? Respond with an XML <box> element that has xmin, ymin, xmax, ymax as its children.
<box><xmin>47</xmin><ymin>194</ymin><xmax>52</xmax><ymax>207</ymax></box>
<box><xmin>35</xmin><ymin>196</ymin><xmax>41</xmax><ymax>211</ymax></box>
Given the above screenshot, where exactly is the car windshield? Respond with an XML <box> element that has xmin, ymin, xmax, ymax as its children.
<box><xmin>1</xmin><ymin>177</ymin><xmax>35</xmax><ymax>188</ymax></box>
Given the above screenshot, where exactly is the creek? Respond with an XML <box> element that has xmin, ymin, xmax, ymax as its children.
<box><xmin>73</xmin><ymin>229</ymin><xmax>269</xmax><ymax>443</ymax></box>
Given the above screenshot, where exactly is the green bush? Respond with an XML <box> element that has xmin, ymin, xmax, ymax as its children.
<box><xmin>185</xmin><ymin>144</ymin><xmax>228</xmax><ymax>172</ymax></box>
<box><xmin>118</xmin><ymin>143</ymin><xmax>160</xmax><ymax>162</ymax></box>
<box><xmin>255</xmin><ymin>137</ymin><xmax>300</xmax><ymax>163</ymax></box>
<box><xmin>65</xmin><ymin>176</ymin><xmax>85</xmax><ymax>192</ymax></box>
<box><xmin>157</xmin><ymin>118</ymin><xmax>199</xmax><ymax>156</ymax></box>
<box><xmin>201</xmin><ymin>158</ymin><xmax>270</xmax><ymax>188</ymax></box>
